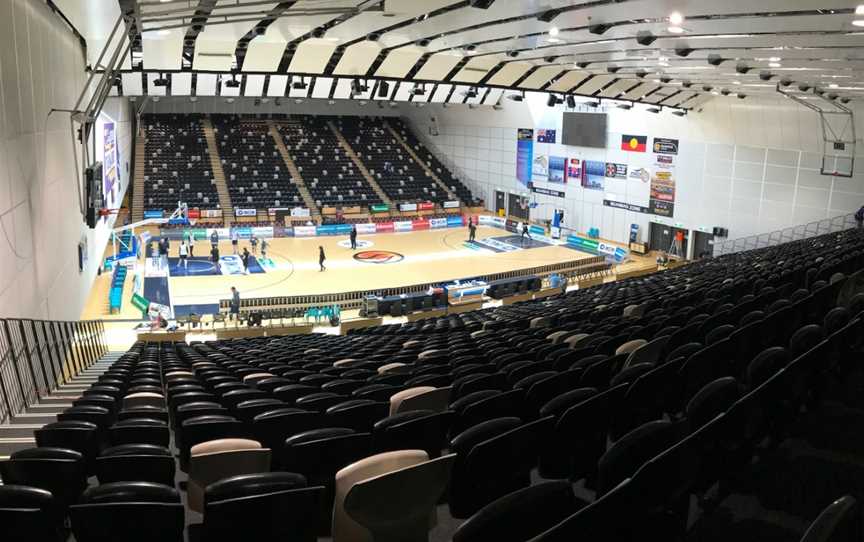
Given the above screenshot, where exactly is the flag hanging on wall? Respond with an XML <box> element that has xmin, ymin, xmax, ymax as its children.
<box><xmin>620</xmin><ymin>134</ymin><xmax>647</xmax><ymax>152</ymax></box>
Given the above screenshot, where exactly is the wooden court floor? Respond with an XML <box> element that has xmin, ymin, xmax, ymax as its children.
<box><xmin>83</xmin><ymin>226</ymin><xmax>617</xmax><ymax>318</ymax></box>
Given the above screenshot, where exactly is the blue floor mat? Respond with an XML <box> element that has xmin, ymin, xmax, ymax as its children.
<box><xmin>143</xmin><ymin>277</ymin><xmax>171</xmax><ymax>307</ymax></box>
<box><xmin>174</xmin><ymin>304</ymin><xmax>220</xmax><ymax>317</ymax></box>
<box><xmin>490</xmin><ymin>235</ymin><xmax>551</xmax><ymax>249</ymax></box>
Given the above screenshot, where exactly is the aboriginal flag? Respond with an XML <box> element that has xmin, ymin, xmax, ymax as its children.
<box><xmin>621</xmin><ymin>134</ymin><xmax>647</xmax><ymax>152</ymax></box>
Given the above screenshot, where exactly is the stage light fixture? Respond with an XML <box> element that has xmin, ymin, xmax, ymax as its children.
<box><xmin>759</xmin><ymin>71</ymin><xmax>774</xmax><ymax>81</ymax></box>
<box><xmin>671</xmin><ymin>110</ymin><xmax>687</xmax><ymax>117</ymax></box>
<box><xmin>507</xmin><ymin>92</ymin><xmax>525</xmax><ymax>102</ymax></box>
<box><xmin>737</xmin><ymin>93</ymin><xmax>746</xmax><ymax>99</ymax></box>
<box><xmin>589</xmin><ymin>24</ymin><xmax>610</xmax><ymax>35</ymax></box>
<box><xmin>635</xmin><ymin>31</ymin><xmax>656</xmax><ymax>46</ymax></box>
<box><xmin>378</xmin><ymin>80</ymin><xmax>389</xmax><ymax>97</ymax></box>
<box><xmin>469</xmin><ymin>0</ymin><xmax>496</xmax><ymax>8</ymax></box>
<box><xmin>292</xmin><ymin>76</ymin><xmax>307</xmax><ymax>90</ymax></box>
<box><xmin>707</xmin><ymin>54</ymin><xmax>724</xmax><ymax>66</ymax></box>
<box><xmin>674</xmin><ymin>47</ymin><xmax>693</xmax><ymax>57</ymax></box>
<box><xmin>720</xmin><ymin>89</ymin><xmax>731</xmax><ymax>96</ymax></box>
<box><xmin>566</xmin><ymin>95</ymin><xmax>576</xmax><ymax>108</ymax></box>
<box><xmin>607</xmin><ymin>66</ymin><xmax>621</xmax><ymax>74</ymax></box>
<box><xmin>735</xmin><ymin>63</ymin><xmax>751</xmax><ymax>74</ymax></box>
<box><xmin>576</xmin><ymin>61</ymin><xmax>590</xmax><ymax>69</ymax></box>
<box><xmin>660</xmin><ymin>76</ymin><xmax>672</xmax><ymax>84</ymax></box>
<box><xmin>647</xmin><ymin>107</ymin><xmax>661</xmax><ymax>113</ymax></box>
<box><xmin>585</xmin><ymin>101</ymin><xmax>600</xmax><ymax>108</ymax></box>
<box><xmin>537</xmin><ymin>9</ymin><xmax>561</xmax><ymax>22</ymax></box>
<box><xmin>841</xmin><ymin>97</ymin><xmax>851</xmax><ymax>104</ymax></box>
<box><xmin>798</xmin><ymin>83</ymin><xmax>811</xmax><ymax>92</ymax></box>
<box><xmin>682</xmin><ymin>81</ymin><xmax>693</xmax><ymax>88</ymax></box>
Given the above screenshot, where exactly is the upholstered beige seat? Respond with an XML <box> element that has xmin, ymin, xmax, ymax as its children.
<box><xmin>529</xmin><ymin>317</ymin><xmax>551</xmax><ymax>329</ymax></box>
<box><xmin>615</xmin><ymin>339</ymin><xmax>647</xmax><ymax>356</ymax></box>
<box><xmin>417</xmin><ymin>349</ymin><xmax>444</xmax><ymax>361</ymax></box>
<box><xmin>333</xmin><ymin>450</ymin><xmax>456</xmax><ymax>542</ymax></box>
<box><xmin>389</xmin><ymin>386</ymin><xmax>450</xmax><ymax>416</ymax></box>
<box><xmin>546</xmin><ymin>330</ymin><xmax>570</xmax><ymax>344</ymax></box>
<box><xmin>624</xmin><ymin>335</ymin><xmax>671</xmax><ymax>368</ymax></box>
<box><xmin>242</xmin><ymin>373</ymin><xmax>274</xmax><ymax>387</ymax></box>
<box><xmin>402</xmin><ymin>340</ymin><xmax>422</xmax><ymax>349</ymax></box>
<box><xmin>377</xmin><ymin>363</ymin><xmax>409</xmax><ymax>375</ymax></box>
<box><xmin>122</xmin><ymin>392</ymin><xmax>166</xmax><ymax>410</ymax></box>
<box><xmin>165</xmin><ymin>370</ymin><xmax>194</xmax><ymax>379</ymax></box>
<box><xmin>470</xmin><ymin>330</ymin><xmax>490</xmax><ymax>340</ymax></box>
<box><xmin>334</xmin><ymin>358</ymin><xmax>360</xmax><ymax>368</ymax></box>
<box><xmin>564</xmin><ymin>333</ymin><xmax>590</xmax><ymax>349</ymax></box>
<box><xmin>187</xmin><ymin>438</ymin><xmax>271</xmax><ymax>513</ymax></box>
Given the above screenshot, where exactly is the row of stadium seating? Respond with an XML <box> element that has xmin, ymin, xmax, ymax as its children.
<box><xmin>2</xmin><ymin>226</ymin><xmax>863</xmax><ymax>541</ymax></box>
<box><xmin>140</xmin><ymin>114</ymin><xmax>477</xmax><ymax>214</ymax></box>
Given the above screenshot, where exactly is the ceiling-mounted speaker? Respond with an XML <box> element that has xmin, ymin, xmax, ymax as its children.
<box><xmin>759</xmin><ymin>71</ymin><xmax>773</xmax><ymax>81</ymax></box>
<box><xmin>312</xmin><ymin>27</ymin><xmax>325</xmax><ymax>38</ymax></box>
<box><xmin>682</xmin><ymin>81</ymin><xmax>693</xmax><ymax>88</ymax></box>
<box><xmin>737</xmin><ymin>93</ymin><xmax>746</xmax><ymax>99</ymax></box>
<box><xmin>841</xmin><ymin>97</ymin><xmax>851</xmax><ymax>104</ymax></box>
<box><xmin>798</xmin><ymin>83</ymin><xmax>811</xmax><ymax>92</ymax></box>
<box><xmin>720</xmin><ymin>89</ymin><xmax>731</xmax><ymax>96</ymax></box>
<box><xmin>660</xmin><ymin>76</ymin><xmax>672</xmax><ymax>83</ymax></box>
<box><xmin>674</xmin><ymin>47</ymin><xmax>694</xmax><ymax>57</ymax></box>
<box><xmin>469</xmin><ymin>0</ymin><xmax>496</xmax><ymax>8</ymax></box>
<box><xmin>735</xmin><ymin>63</ymin><xmax>751</xmax><ymax>74</ymax></box>
<box><xmin>707</xmin><ymin>54</ymin><xmax>724</xmax><ymax>66</ymax></box>
<box><xmin>607</xmin><ymin>66</ymin><xmax>621</xmax><ymax>74</ymax></box>
<box><xmin>507</xmin><ymin>51</ymin><xmax>519</xmax><ymax>58</ymax></box>
<box><xmin>419</xmin><ymin>39</ymin><xmax>430</xmax><ymax>46</ymax></box>
<box><xmin>636</xmin><ymin>70</ymin><xmax>648</xmax><ymax>78</ymax></box>
<box><xmin>566</xmin><ymin>95</ymin><xmax>576</xmax><ymax>108</ymax></box>
<box><xmin>378</xmin><ymin>80</ymin><xmax>389</xmax><ymax>97</ymax></box>
<box><xmin>827</xmin><ymin>93</ymin><xmax>839</xmax><ymax>100</ymax></box>
<box><xmin>671</xmin><ymin>110</ymin><xmax>687</xmax><ymax>117</ymax></box>
<box><xmin>367</xmin><ymin>33</ymin><xmax>380</xmax><ymax>41</ymax></box>
<box><xmin>544</xmin><ymin>56</ymin><xmax>557</xmax><ymax>63</ymax></box>
<box><xmin>702</xmin><ymin>85</ymin><xmax>713</xmax><ymax>92</ymax></box>
<box><xmin>537</xmin><ymin>8</ymin><xmax>561</xmax><ymax>22</ymax></box>
<box><xmin>814</xmin><ymin>88</ymin><xmax>825</xmax><ymax>96</ymax></box>
<box><xmin>616</xmin><ymin>104</ymin><xmax>632</xmax><ymax>110</ymax></box>
<box><xmin>576</xmin><ymin>61</ymin><xmax>590</xmax><ymax>68</ymax></box>
<box><xmin>647</xmin><ymin>107</ymin><xmax>661</xmax><ymax>113</ymax></box>
<box><xmin>589</xmin><ymin>24</ymin><xmax>611</xmax><ymax>35</ymax></box>
<box><xmin>547</xmin><ymin>94</ymin><xmax>558</xmax><ymax>107</ymax></box>
<box><xmin>635</xmin><ymin>31</ymin><xmax>656</xmax><ymax>46</ymax></box>
<box><xmin>508</xmin><ymin>93</ymin><xmax>525</xmax><ymax>102</ymax></box>
<box><xmin>780</xmin><ymin>77</ymin><xmax>793</xmax><ymax>87</ymax></box>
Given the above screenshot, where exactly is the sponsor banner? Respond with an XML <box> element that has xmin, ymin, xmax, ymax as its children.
<box><xmin>491</xmin><ymin>216</ymin><xmax>506</xmax><ymax>229</ymax></box>
<box><xmin>399</xmin><ymin>203</ymin><xmax>418</xmax><ymax>212</ymax></box>
<box><xmin>294</xmin><ymin>225</ymin><xmax>317</xmax><ymax>237</ymax></box>
<box><xmin>273</xmin><ymin>225</ymin><xmax>292</xmax><ymax>238</ymax></box>
<box><xmin>567</xmin><ymin>235</ymin><xmax>629</xmax><ymax>263</ymax></box>
<box><xmin>537</xmin><ymin>129</ymin><xmax>556</xmax><ymax>143</ymax></box>
<box><xmin>604</xmin><ymin>199</ymin><xmax>651</xmax><ymax>214</ymax></box>
<box><xmin>131</xmin><ymin>293</ymin><xmax>150</xmax><ymax>314</ymax></box>
<box><xmin>355</xmin><ymin>223</ymin><xmax>377</xmax><ymax>235</ymax></box>
<box><xmin>370</xmin><ymin>204</ymin><xmax>390</xmax><ymax>213</ymax></box>
<box><xmin>621</xmin><ymin>134</ymin><xmax>648</xmax><ymax>152</ymax></box>
<box><xmin>656</xmin><ymin>154</ymin><xmax>674</xmax><ymax>165</ymax></box>
<box><xmin>375</xmin><ymin>222</ymin><xmax>395</xmax><ymax>233</ymax></box>
<box><xmin>529</xmin><ymin>184</ymin><xmax>565</xmax><ymax>198</ymax></box>
<box><xmin>201</xmin><ymin>209</ymin><xmax>222</xmax><ymax>218</ymax></box>
<box><xmin>582</xmin><ymin>160</ymin><xmax>605</xmax><ymax>190</ymax></box>
<box><xmin>532</xmin><ymin>154</ymin><xmax>549</xmax><ymax>182</ymax></box>
<box><xmin>234</xmin><ymin>208</ymin><xmax>257</xmax><ymax>217</ymax></box>
<box><xmin>478</xmin><ymin>215</ymin><xmax>495</xmax><ymax>226</ymax></box>
<box><xmin>605</xmin><ymin>163</ymin><xmax>627</xmax><ymax>179</ymax></box>
<box><xmin>418</xmin><ymin>202</ymin><xmax>435</xmax><ymax>211</ymax></box>
<box><xmin>234</xmin><ymin>227</ymin><xmax>252</xmax><ymax>239</ymax></box>
<box><xmin>393</xmin><ymin>221</ymin><xmax>413</xmax><ymax>232</ymax></box>
<box><xmin>529</xmin><ymin>225</ymin><xmax>546</xmax><ymax>236</ymax></box>
<box><xmin>187</xmin><ymin>208</ymin><xmax>201</xmax><ymax>219</ymax></box>
<box><xmin>290</xmin><ymin>207</ymin><xmax>310</xmax><ymax>217</ymax></box>
<box><xmin>447</xmin><ymin>215</ymin><xmax>465</xmax><ymax>228</ymax></box>
<box><xmin>653</xmin><ymin>137</ymin><xmax>679</xmax><ymax>155</ymax></box>
<box><xmin>206</xmin><ymin>228</ymin><xmax>230</xmax><ymax>240</ymax></box>
<box><xmin>144</xmin><ymin>209</ymin><xmax>164</xmax><ymax>219</ymax></box>
<box><xmin>505</xmin><ymin>219</ymin><xmax>519</xmax><ymax>233</ymax></box>
<box><xmin>429</xmin><ymin>217</ymin><xmax>448</xmax><ymax>229</ymax></box>
<box><xmin>567</xmin><ymin>158</ymin><xmax>581</xmax><ymax>179</ymax></box>
<box><xmin>629</xmin><ymin>168</ymin><xmax>650</xmax><ymax>183</ymax></box>
<box><xmin>317</xmin><ymin>224</ymin><xmax>353</xmax><ymax>236</ymax></box>
<box><xmin>548</xmin><ymin>156</ymin><xmax>567</xmax><ymax>183</ymax></box>
<box><xmin>649</xmin><ymin>199</ymin><xmax>675</xmax><ymax>217</ymax></box>
<box><xmin>516</xmin><ymin>128</ymin><xmax>534</xmax><ymax>186</ymax></box>
<box><xmin>251</xmin><ymin>226</ymin><xmax>273</xmax><ymax>238</ymax></box>
<box><xmin>412</xmin><ymin>219</ymin><xmax>430</xmax><ymax>230</ymax></box>
<box><xmin>476</xmin><ymin>238</ymin><xmax>520</xmax><ymax>252</ymax></box>
<box><xmin>443</xmin><ymin>200</ymin><xmax>460</xmax><ymax>209</ymax></box>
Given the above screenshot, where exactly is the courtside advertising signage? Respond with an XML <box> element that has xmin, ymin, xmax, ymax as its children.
<box><xmin>653</xmin><ymin>137</ymin><xmax>679</xmax><ymax>155</ymax></box>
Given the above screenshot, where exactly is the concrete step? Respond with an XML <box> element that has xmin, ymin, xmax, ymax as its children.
<box><xmin>9</xmin><ymin>413</ymin><xmax>57</xmax><ymax>425</ymax></box>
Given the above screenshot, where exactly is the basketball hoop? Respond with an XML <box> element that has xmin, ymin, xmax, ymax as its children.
<box><xmin>98</xmin><ymin>208</ymin><xmax>120</xmax><ymax>217</ymax></box>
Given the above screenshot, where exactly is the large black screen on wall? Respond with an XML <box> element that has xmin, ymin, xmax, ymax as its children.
<box><xmin>562</xmin><ymin>112</ymin><xmax>607</xmax><ymax>148</ymax></box>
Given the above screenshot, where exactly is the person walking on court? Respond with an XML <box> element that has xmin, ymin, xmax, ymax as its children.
<box><xmin>210</xmin><ymin>244</ymin><xmax>220</xmax><ymax>273</ymax></box>
<box><xmin>468</xmin><ymin>218</ymin><xmax>477</xmax><ymax>242</ymax></box>
<box><xmin>241</xmin><ymin>247</ymin><xmax>251</xmax><ymax>274</ymax></box>
<box><xmin>231</xmin><ymin>229</ymin><xmax>239</xmax><ymax>255</ymax></box>
<box><xmin>184</xmin><ymin>229</ymin><xmax>194</xmax><ymax>257</ymax></box>
<box><xmin>229</xmin><ymin>287</ymin><xmax>240</xmax><ymax>321</ymax></box>
<box><xmin>250</xmin><ymin>234</ymin><xmax>259</xmax><ymax>255</ymax></box>
<box><xmin>319</xmin><ymin>246</ymin><xmax>326</xmax><ymax>271</ymax></box>
<box><xmin>178</xmin><ymin>240</ymin><xmax>189</xmax><ymax>269</ymax></box>
<box><xmin>350</xmin><ymin>225</ymin><xmax>358</xmax><ymax>250</ymax></box>
<box><xmin>158</xmin><ymin>238</ymin><xmax>169</xmax><ymax>270</ymax></box>
<box><xmin>260</xmin><ymin>238</ymin><xmax>269</xmax><ymax>260</ymax></box>
<box><xmin>210</xmin><ymin>230</ymin><xmax>219</xmax><ymax>250</ymax></box>
<box><xmin>521</xmin><ymin>222</ymin><xmax>531</xmax><ymax>244</ymax></box>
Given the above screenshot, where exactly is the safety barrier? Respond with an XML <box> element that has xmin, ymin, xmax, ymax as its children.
<box><xmin>0</xmin><ymin>319</ymin><xmax>106</xmax><ymax>423</ymax></box>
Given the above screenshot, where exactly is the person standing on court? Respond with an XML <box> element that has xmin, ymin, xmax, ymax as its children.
<box><xmin>260</xmin><ymin>238</ymin><xmax>269</xmax><ymax>260</ymax></box>
<box><xmin>319</xmin><ymin>246</ymin><xmax>326</xmax><ymax>271</ymax></box>
<box><xmin>468</xmin><ymin>218</ymin><xmax>476</xmax><ymax>242</ymax></box>
<box><xmin>210</xmin><ymin>229</ymin><xmax>219</xmax><ymax>251</ymax></box>
<box><xmin>158</xmin><ymin>237</ymin><xmax>169</xmax><ymax>270</ymax></box>
<box><xmin>184</xmin><ymin>229</ymin><xmax>194</xmax><ymax>257</ymax></box>
<box><xmin>350</xmin><ymin>225</ymin><xmax>358</xmax><ymax>250</ymax></box>
<box><xmin>250</xmin><ymin>234</ymin><xmax>259</xmax><ymax>255</ymax></box>
<box><xmin>521</xmin><ymin>222</ymin><xmax>531</xmax><ymax>243</ymax></box>
<box><xmin>178</xmin><ymin>240</ymin><xmax>189</xmax><ymax>269</ymax></box>
<box><xmin>241</xmin><ymin>247</ymin><xmax>251</xmax><ymax>274</ymax></box>
<box><xmin>210</xmin><ymin>244</ymin><xmax>220</xmax><ymax>273</ymax></box>
<box><xmin>231</xmin><ymin>229</ymin><xmax>239</xmax><ymax>255</ymax></box>
<box><xmin>229</xmin><ymin>287</ymin><xmax>240</xmax><ymax>321</ymax></box>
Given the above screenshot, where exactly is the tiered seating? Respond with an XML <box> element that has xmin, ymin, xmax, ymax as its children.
<box><xmin>275</xmin><ymin>116</ymin><xmax>382</xmax><ymax>208</ymax></box>
<box><xmin>141</xmin><ymin>114</ymin><xmax>218</xmax><ymax>212</ymax></box>
<box><xmin>337</xmin><ymin>117</ymin><xmax>448</xmax><ymax>204</ymax></box>
<box><xmin>3</xmin><ymin>227</ymin><xmax>864</xmax><ymax>541</ymax></box>
<box><xmin>390</xmin><ymin>117</ymin><xmax>480</xmax><ymax>205</ymax></box>
<box><xmin>211</xmin><ymin>114</ymin><xmax>302</xmax><ymax>210</ymax></box>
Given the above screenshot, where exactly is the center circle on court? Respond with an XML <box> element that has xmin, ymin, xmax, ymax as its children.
<box><xmin>337</xmin><ymin>239</ymin><xmax>374</xmax><ymax>249</ymax></box>
<box><xmin>353</xmin><ymin>250</ymin><xmax>404</xmax><ymax>264</ymax></box>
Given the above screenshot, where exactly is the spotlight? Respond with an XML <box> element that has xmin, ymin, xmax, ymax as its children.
<box><xmin>292</xmin><ymin>76</ymin><xmax>307</xmax><ymax>90</ymax></box>
<box><xmin>419</xmin><ymin>39</ymin><xmax>430</xmax><ymax>46</ymax></box>
<box><xmin>759</xmin><ymin>71</ymin><xmax>774</xmax><ymax>81</ymax></box>
<box><xmin>798</xmin><ymin>83</ymin><xmax>811</xmax><ymax>92</ymax></box>
<box><xmin>544</xmin><ymin>56</ymin><xmax>557</xmax><ymax>63</ymax></box>
<box><xmin>152</xmin><ymin>73</ymin><xmax>168</xmax><ymax>87</ymax></box>
<box><xmin>737</xmin><ymin>93</ymin><xmax>746</xmax><ymax>99</ymax></box>
<box><xmin>465</xmin><ymin>87</ymin><xmax>478</xmax><ymax>98</ymax></box>
<box><xmin>312</xmin><ymin>27</ymin><xmax>325</xmax><ymax>38</ymax></box>
<box><xmin>411</xmin><ymin>84</ymin><xmax>425</xmax><ymax>95</ymax></box>
<box><xmin>647</xmin><ymin>107</ymin><xmax>661</xmax><ymax>113</ymax></box>
<box><xmin>607</xmin><ymin>66</ymin><xmax>621</xmax><ymax>74</ymax></box>
<box><xmin>507</xmin><ymin>92</ymin><xmax>525</xmax><ymax>102</ymax></box>
<box><xmin>635</xmin><ymin>31</ymin><xmax>656</xmax><ymax>46</ymax></box>
<box><xmin>224</xmin><ymin>97</ymin><xmax>232</xmax><ymax>103</ymax></box>
<box><xmin>682</xmin><ymin>81</ymin><xmax>693</xmax><ymax>88</ymax></box>
<box><xmin>367</xmin><ymin>32</ymin><xmax>380</xmax><ymax>41</ymax></box>
<box><xmin>674</xmin><ymin>47</ymin><xmax>694</xmax><ymax>57</ymax></box>
<box><xmin>566</xmin><ymin>95</ymin><xmax>576</xmax><ymax>108</ymax></box>
<box><xmin>735</xmin><ymin>63</ymin><xmax>751</xmax><ymax>74</ymax></box>
<box><xmin>636</xmin><ymin>70</ymin><xmax>648</xmax><ymax>78</ymax></box>
<box><xmin>189</xmin><ymin>97</ymin><xmax>198</xmax><ymax>103</ymax></box>
<box><xmin>669</xmin><ymin>12</ymin><xmax>684</xmax><ymax>25</ymax></box>
<box><xmin>660</xmin><ymin>76</ymin><xmax>672</xmax><ymax>84</ymax></box>
<box><xmin>702</xmin><ymin>85</ymin><xmax>713</xmax><ymax>92</ymax></box>
<box><xmin>378</xmin><ymin>80</ymin><xmax>390</xmax><ymax>97</ymax></box>
<box><xmin>616</xmin><ymin>103</ymin><xmax>632</xmax><ymax>110</ymax></box>
<box><xmin>359</xmin><ymin>100</ymin><xmax>368</xmax><ymax>106</ymax></box>
<box><xmin>506</xmin><ymin>51</ymin><xmax>519</xmax><ymax>58</ymax></box>
<box><xmin>707</xmin><ymin>54</ymin><xmax>724</xmax><ymax>66</ymax></box>
<box><xmin>548</xmin><ymin>27</ymin><xmax>559</xmax><ymax>37</ymax></box>
<box><xmin>576</xmin><ymin>61</ymin><xmax>590</xmax><ymax>69</ymax></box>
<box><xmin>671</xmin><ymin>110</ymin><xmax>687</xmax><ymax>117</ymax></box>
<box><xmin>780</xmin><ymin>78</ymin><xmax>792</xmax><ymax>87</ymax></box>
<box><xmin>224</xmin><ymin>75</ymin><xmax>240</xmax><ymax>88</ymax></box>
<box><xmin>720</xmin><ymin>89</ymin><xmax>731</xmax><ymax>96</ymax></box>
<box><xmin>585</xmin><ymin>101</ymin><xmax>600</xmax><ymax>108</ymax></box>
<box><xmin>841</xmin><ymin>97</ymin><xmax>851</xmax><ymax>104</ymax></box>
<box><xmin>547</xmin><ymin>94</ymin><xmax>557</xmax><ymax>107</ymax></box>
<box><xmin>589</xmin><ymin>24</ymin><xmax>610</xmax><ymax>35</ymax></box>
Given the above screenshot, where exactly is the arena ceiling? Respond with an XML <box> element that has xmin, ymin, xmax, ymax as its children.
<box><xmin>50</xmin><ymin>0</ymin><xmax>864</xmax><ymax>110</ymax></box>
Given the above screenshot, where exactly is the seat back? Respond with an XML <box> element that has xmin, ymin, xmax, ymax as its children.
<box><xmin>187</xmin><ymin>439</ymin><xmax>271</xmax><ymax>513</ymax></box>
<box><xmin>70</xmin><ymin>482</ymin><xmax>184</xmax><ymax>542</ymax></box>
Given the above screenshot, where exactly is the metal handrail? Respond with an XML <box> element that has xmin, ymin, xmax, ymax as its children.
<box><xmin>713</xmin><ymin>212</ymin><xmax>858</xmax><ymax>256</ymax></box>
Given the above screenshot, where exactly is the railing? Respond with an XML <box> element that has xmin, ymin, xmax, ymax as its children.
<box><xmin>712</xmin><ymin>213</ymin><xmax>858</xmax><ymax>257</ymax></box>
<box><xmin>0</xmin><ymin>319</ymin><xmax>106</xmax><ymax>424</ymax></box>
